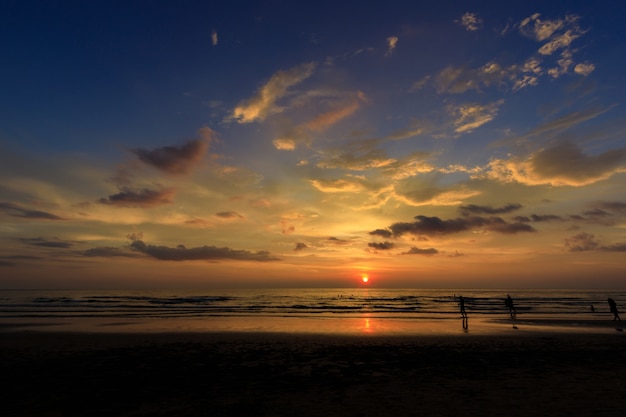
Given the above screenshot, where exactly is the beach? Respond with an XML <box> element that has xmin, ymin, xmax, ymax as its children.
<box><xmin>2</xmin><ymin>318</ymin><xmax>626</xmax><ymax>417</ymax></box>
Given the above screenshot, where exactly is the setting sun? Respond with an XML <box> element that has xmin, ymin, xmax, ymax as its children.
<box><xmin>361</xmin><ymin>274</ymin><xmax>369</xmax><ymax>284</ymax></box>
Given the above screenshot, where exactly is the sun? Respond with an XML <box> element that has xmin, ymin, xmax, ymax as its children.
<box><xmin>361</xmin><ymin>274</ymin><xmax>369</xmax><ymax>284</ymax></box>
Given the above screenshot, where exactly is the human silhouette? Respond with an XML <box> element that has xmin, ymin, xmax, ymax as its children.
<box><xmin>590</xmin><ymin>304</ymin><xmax>595</xmax><ymax>313</ymax></box>
<box><xmin>505</xmin><ymin>294</ymin><xmax>516</xmax><ymax>318</ymax></box>
<box><xmin>608</xmin><ymin>298</ymin><xmax>621</xmax><ymax>321</ymax></box>
<box><xmin>459</xmin><ymin>295</ymin><xmax>467</xmax><ymax>318</ymax></box>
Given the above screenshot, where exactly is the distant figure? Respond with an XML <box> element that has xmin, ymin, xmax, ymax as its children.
<box><xmin>590</xmin><ymin>304</ymin><xmax>595</xmax><ymax>313</ymax></box>
<box><xmin>459</xmin><ymin>295</ymin><xmax>467</xmax><ymax>318</ymax></box>
<box><xmin>608</xmin><ymin>298</ymin><xmax>621</xmax><ymax>321</ymax></box>
<box><xmin>505</xmin><ymin>294</ymin><xmax>516</xmax><ymax>318</ymax></box>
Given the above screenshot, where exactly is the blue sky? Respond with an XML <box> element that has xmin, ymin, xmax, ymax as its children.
<box><xmin>1</xmin><ymin>1</ymin><xmax>625</xmax><ymax>289</ymax></box>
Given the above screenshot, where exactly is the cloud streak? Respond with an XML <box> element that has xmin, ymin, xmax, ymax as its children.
<box><xmin>130</xmin><ymin>240</ymin><xmax>280</xmax><ymax>262</ymax></box>
<box><xmin>99</xmin><ymin>187</ymin><xmax>176</xmax><ymax>208</ymax></box>
<box><xmin>0</xmin><ymin>202</ymin><xmax>64</xmax><ymax>220</ymax></box>
<box><xmin>232</xmin><ymin>63</ymin><xmax>316</xmax><ymax>123</ymax></box>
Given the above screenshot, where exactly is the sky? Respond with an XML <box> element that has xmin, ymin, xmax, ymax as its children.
<box><xmin>1</xmin><ymin>0</ymin><xmax>626</xmax><ymax>289</ymax></box>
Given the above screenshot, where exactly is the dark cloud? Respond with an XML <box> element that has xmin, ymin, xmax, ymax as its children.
<box><xmin>368</xmin><ymin>241</ymin><xmax>395</xmax><ymax>250</ymax></box>
<box><xmin>83</xmin><ymin>247</ymin><xmax>139</xmax><ymax>258</ymax></box>
<box><xmin>127</xmin><ymin>232</ymin><xmax>144</xmax><ymax>242</ymax></box>
<box><xmin>372</xmin><ymin>214</ymin><xmax>535</xmax><ymax>238</ymax></box>
<box><xmin>0</xmin><ymin>202</ymin><xmax>64</xmax><ymax>220</ymax></box>
<box><xmin>459</xmin><ymin>203</ymin><xmax>522</xmax><ymax>215</ymax></box>
<box><xmin>216</xmin><ymin>211</ymin><xmax>244</xmax><ymax>219</ymax></box>
<box><xmin>601</xmin><ymin>243</ymin><xmax>626</xmax><ymax>252</ymax></box>
<box><xmin>402</xmin><ymin>247</ymin><xmax>438</xmax><ymax>255</ymax></box>
<box><xmin>326</xmin><ymin>237</ymin><xmax>351</xmax><ymax>245</ymax></box>
<box><xmin>294</xmin><ymin>242</ymin><xmax>308</xmax><ymax>251</ymax></box>
<box><xmin>513</xmin><ymin>214</ymin><xmax>563</xmax><ymax>222</ymax></box>
<box><xmin>564</xmin><ymin>232</ymin><xmax>599</xmax><ymax>252</ymax></box>
<box><xmin>595</xmin><ymin>201</ymin><xmax>626</xmax><ymax>213</ymax></box>
<box><xmin>369</xmin><ymin>229</ymin><xmax>392</xmax><ymax>238</ymax></box>
<box><xmin>20</xmin><ymin>237</ymin><xmax>73</xmax><ymax>248</ymax></box>
<box><xmin>131</xmin><ymin>139</ymin><xmax>209</xmax><ymax>175</ymax></box>
<box><xmin>529</xmin><ymin>141</ymin><xmax>626</xmax><ymax>186</ymax></box>
<box><xmin>130</xmin><ymin>240</ymin><xmax>279</xmax><ymax>262</ymax></box>
<box><xmin>99</xmin><ymin>187</ymin><xmax>175</xmax><ymax>208</ymax></box>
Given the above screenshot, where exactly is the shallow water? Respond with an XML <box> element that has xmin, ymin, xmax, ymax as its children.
<box><xmin>1</xmin><ymin>288</ymin><xmax>624</xmax><ymax>335</ymax></box>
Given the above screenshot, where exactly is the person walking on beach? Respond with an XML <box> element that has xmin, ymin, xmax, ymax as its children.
<box><xmin>505</xmin><ymin>294</ymin><xmax>516</xmax><ymax>318</ymax></box>
<box><xmin>608</xmin><ymin>298</ymin><xmax>621</xmax><ymax>321</ymax></box>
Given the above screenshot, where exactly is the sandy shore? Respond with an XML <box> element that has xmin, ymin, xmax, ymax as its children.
<box><xmin>2</xmin><ymin>328</ymin><xmax>626</xmax><ymax>417</ymax></box>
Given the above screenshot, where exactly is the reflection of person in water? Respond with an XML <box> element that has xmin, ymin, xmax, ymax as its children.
<box><xmin>505</xmin><ymin>294</ymin><xmax>516</xmax><ymax>318</ymax></box>
<box><xmin>608</xmin><ymin>298</ymin><xmax>621</xmax><ymax>321</ymax></box>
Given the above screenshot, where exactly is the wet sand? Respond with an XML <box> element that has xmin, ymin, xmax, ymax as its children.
<box><xmin>2</xmin><ymin>321</ymin><xmax>626</xmax><ymax>417</ymax></box>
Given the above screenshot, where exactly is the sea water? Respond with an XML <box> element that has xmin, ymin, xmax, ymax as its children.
<box><xmin>0</xmin><ymin>288</ymin><xmax>622</xmax><ymax>320</ymax></box>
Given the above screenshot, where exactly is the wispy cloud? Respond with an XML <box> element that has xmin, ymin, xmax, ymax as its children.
<box><xmin>99</xmin><ymin>186</ymin><xmax>176</xmax><ymax>208</ymax></box>
<box><xmin>232</xmin><ymin>62</ymin><xmax>316</xmax><ymax>123</ymax></box>
<box><xmin>0</xmin><ymin>202</ymin><xmax>64</xmax><ymax>220</ymax></box>
<box><xmin>83</xmin><ymin>247</ymin><xmax>140</xmax><ymax>257</ymax></box>
<box><xmin>211</xmin><ymin>29</ymin><xmax>218</xmax><ymax>46</ymax></box>
<box><xmin>449</xmin><ymin>100</ymin><xmax>504</xmax><ymax>133</ymax></box>
<box><xmin>385</xmin><ymin>36</ymin><xmax>398</xmax><ymax>56</ymax></box>
<box><xmin>20</xmin><ymin>237</ymin><xmax>73</xmax><ymax>248</ymax></box>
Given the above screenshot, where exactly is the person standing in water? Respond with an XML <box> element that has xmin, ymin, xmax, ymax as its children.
<box><xmin>459</xmin><ymin>295</ymin><xmax>467</xmax><ymax>318</ymax></box>
<box><xmin>505</xmin><ymin>294</ymin><xmax>516</xmax><ymax>318</ymax></box>
<box><xmin>608</xmin><ymin>298</ymin><xmax>621</xmax><ymax>321</ymax></box>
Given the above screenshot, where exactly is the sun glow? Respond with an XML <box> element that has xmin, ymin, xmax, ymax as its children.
<box><xmin>361</xmin><ymin>274</ymin><xmax>369</xmax><ymax>284</ymax></box>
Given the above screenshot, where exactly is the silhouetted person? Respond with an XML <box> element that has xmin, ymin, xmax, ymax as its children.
<box><xmin>608</xmin><ymin>298</ymin><xmax>620</xmax><ymax>321</ymax></box>
<box><xmin>590</xmin><ymin>304</ymin><xmax>595</xmax><ymax>313</ymax></box>
<box><xmin>459</xmin><ymin>295</ymin><xmax>467</xmax><ymax>318</ymax></box>
<box><xmin>505</xmin><ymin>294</ymin><xmax>516</xmax><ymax>318</ymax></box>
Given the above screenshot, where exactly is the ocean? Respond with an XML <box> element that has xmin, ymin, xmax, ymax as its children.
<box><xmin>1</xmin><ymin>288</ymin><xmax>623</xmax><ymax>321</ymax></box>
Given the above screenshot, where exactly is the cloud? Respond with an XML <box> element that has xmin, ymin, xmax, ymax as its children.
<box><xmin>449</xmin><ymin>100</ymin><xmax>504</xmax><ymax>133</ymax></box>
<box><xmin>315</xmin><ymin>141</ymin><xmax>396</xmax><ymax>171</ymax></box>
<box><xmin>482</xmin><ymin>141</ymin><xmax>626</xmax><ymax>186</ymax></box>
<box><xmin>392</xmin><ymin>184</ymin><xmax>481</xmax><ymax>207</ymax></box>
<box><xmin>513</xmin><ymin>214</ymin><xmax>564</xmax><ymax>223</ymax></box>
<box><xmin>131</xmin><ymin>129</ymin><xmax>214</xmax><ymax>175</ymax></box>
<box><xmin>458</xmin><ymin>12</ymin><xmax>482</xmax><ymax>31</ymax></box>
<box><xmin>99</xmin><ymin>186</ymin><xmax>176</xmax><ymax>208</ymax></box>
<box><xmin>130</xmin><ymin>240</ymin><xmax>279</xmax><ymax>262</ymax></box>
<box><xmin>211</xmin><ymin>30</ymin><xmax>218</xmax><ymax>46</ymax></box>
<box><xmin>0</xmin><ymin>202</ymin><xmax>64</xmax><ymax>220</ymax></box>
<box><xmin>294</xmin><ymin>242</ymin><xmax>308</xmax><ymax>251</ymax></box>
<box><xmin>304</xmin><ymin>97</ymin><xmax>362</xmax><ymax>132</ymax></box>
<box><xmin>402</xmin><ymin>247</ymin><xmax>439</xmax><ymax>255</ymax></box>
<box><xmin>83</xmin><ymin>247</ymin><xmax>139</xmax><ymax>258</ymax></box>
<box><xmin>385</xmin><ymin>36</ymin><xmax>398</xmax><ymax>56</ymax></box>
<box><xmin>310</xmin><ymin>178</ymin><xmax>366</xmax><ymax>193</ymax></box>
<box><xmin>574</xmin><ymin>62</ymin><xmax>595</xmax><ymax>76</ymax></box>
<box><xmin>216</xmin><ymin>211</ymin><xmax>244</xmax><ymax>219</ymax></box>
<box><xmin>368</xmin><ymin>241</ymin><xmax>395</xmax><ymax>250</ymax></box>
<box><xmin>232</xmin><ymin>62</ymin><xmax>316</xmax><ymax>123</ymax></box>
<box><xmin>371</xmin><ymin>214</ymin><xmax>535</xmax><ymax>238</ymax></box>
<box><xmin>20</xmin><ymin>237</ymin><xmax>73</xmax><ymax>248</ymax></box>
<box><xmin>601</xmin><ymin>243</ymin><xmax>626</xmax><ymax>252</ymax></box>
<box><xmin>565</xmin><ymin>232</ymin><xmax>599</xmax><ymax>252</ymax></box>
<box><xmin>273</xmin><ymin>91</ymin><xmax>366</xmax><ymax>151</ymax></box>
<box><xmin>459</xmin><ymin>204</ymin><xmax>522</xmax><ymax>215</ymax></box>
